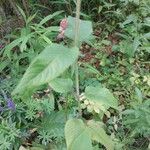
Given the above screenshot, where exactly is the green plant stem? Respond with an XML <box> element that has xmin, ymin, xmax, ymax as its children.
<box><xmin>74</xmin><ymin>0</ymin><xmax>81</xmax><ymax>47</ymax></box>
<box><xmin>75</xmin><ymin>63</ymin><xmax>79</xmax><ymax>98</ymax></box>
<box><xmin>65</xmin><ymin>94</ymin><xmax>69</xmax><ymax>121</ymax></box>
<box><xmin>74</xmin><ymin>0</ymin><xmax>81</xmax><ymax>116</ymax></box>
<box><xmin>74</xmin><ymin>0</ymin><xmax>81</xmax><ymax>98</ymax></box>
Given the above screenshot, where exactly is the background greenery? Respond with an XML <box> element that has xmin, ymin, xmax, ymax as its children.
<box><xmin>0</xmin><ymin>0</ymin><xmax>150</xmax><ymax>150</ymax></box>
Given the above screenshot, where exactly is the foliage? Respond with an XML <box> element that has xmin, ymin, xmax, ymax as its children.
<box><xmin>65</xmin><ymin>16</ymin><xmax>93</xmax><ymax>43</ymax></box>
<box><xmin>65</xmin><ymin>119</ymin><xmax>93</xmax><ymax>150</ymax></box>
<box><xmin>12</xmin><ymin>44</ymin><xmax>79</xmax><ymax>96</ymax></box>
<box><xmin>122</xmin><ymin>97</ymin><xmax>150</xmax><ymax>137</ymax></box>
<box><xmin>0</xmin><ymin>0</ymin><xmax>149</xmax><ymax>150</ymax></box>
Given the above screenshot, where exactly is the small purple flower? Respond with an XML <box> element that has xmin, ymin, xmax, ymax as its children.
<box><xmin>7</xmin><ymin>99</ymin><xmax>15</xmax><ymax>110</ymax></box>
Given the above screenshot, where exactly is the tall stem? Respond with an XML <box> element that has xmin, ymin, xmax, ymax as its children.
<box><xmin>74</xmin><ymin>0</ymin><xmax>81</xmax><ymax>47</ymax></box>
<box><xmin>74</xmin><ymin>0</ymin><xmax>81</xmax><ymax>100</ymax></box>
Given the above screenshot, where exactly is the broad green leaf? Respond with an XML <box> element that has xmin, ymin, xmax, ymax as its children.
<box><xmin>13</xmin><ymin>44</ymin><xmax>79</xmax><ymax>95</ymax></box>
<box><xmin>85</xmin><ymin>86</ymin><xmax>118</xmax><ymax>109</ymax></box>
<box><xmin>65</xmin><ymin>119</ymin><xmax>93</xmax><ymax>150</ymax></box>
<box><xmin>65</xmin><ymin>16</ymin><xmax>93</xmax><ymax>42</ymax></box>
<box><xmin>87</xmin><ymin>120</ymin><xmax>114</xmax><ymax>150</ymax></box>
<box><xmin>49</xmin><ymin>78</ymin><xmax>73</xmax><ymax>93</ymax></box>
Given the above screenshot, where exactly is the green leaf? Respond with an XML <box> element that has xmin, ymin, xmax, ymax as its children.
<box><xmin>87</xmin><ymin>120</ymin><xmax>114</xmax><ymax>150</ymax></box>
<box><xmin>133</xmin><ymin>37</ymin><xmax>141</xmax><ymax>53</ymax></box>
<box><xmin>39</xmin><ymin>34</ymin><xmax>52</xmax><ymax>44</ymax></box>
<box><xmin>143</xmin><ymin>32</ymin><xmax>150</xmax><ymax>39</ymax></box>
<box><xmin>116</xmin><ymin>40</ymin><xmax>135</xmax><ymax>57</ymax></box>
<box><xmin>49</xmin><ymin>78</ymin><xmax>73</xmax><ymax>93</ymax></box>
<box><xmin>85</xmin><ymin>86</ymin><xmax>118</xmax><ymax>109</ymax></box>
<box><xmin>3</xmin><ymin>38</ymin><xmax>23</xmax><ymax>59</ymax></box>
<box><xmin>3</xmin><ymin>32</ymin><xmax>33</xmax><ymax>58</ymax></box>
<box><xmin>12</xmin><ymin>44</ymin><xmax>79</xmax><ymax>95</ymax></box>
<box><xmin>65</xmin><ymin>119</ymin><xmax>93</xmax><ymax>150</ymax></box>
<box><xmin>83</xmin><ymin>63</ymin><xmax>100</xmax><ymax>75</ymax></box>
<box><xmin>38</xmin><ymin>11</ymin><xmax>63</xmax><ymax>27</ymax></box>
<box><xmin>26</xmin><ymin>13</ymin><xmax>37</xmax><ymax>25</ymax></box>
<box><xmin>121</xmin><ymin>14</ymin><xmax>137</xmax><ymax>27</ymax></box>
<box><xmin>0</xmin><ymin>59</ymin><xmax>10</xmax><ymax>72</ymax></box>
<box><xmin>65</xmin><ymin>16</ymin><xmax>93</xmax><ymax>42</ymax></box>
<box><xmin>135</xmin><ymin>87</ymin><xmax>143</xmax><ymax>103</ymax></box>
<box><xmin>17</xmin><ymin>6</ymin><xmax>26</xmax><ymax>22</ymax></box>
<box><xmin>20</xmin><ymin>34</ymin><xmax>33</xmax><ymax>52</ymax></box>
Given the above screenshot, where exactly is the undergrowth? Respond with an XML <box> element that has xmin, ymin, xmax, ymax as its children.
<box><xmin>0</xmin><ymin>0</ymin><xmax>150</xmax><ymax>150</ymax></box>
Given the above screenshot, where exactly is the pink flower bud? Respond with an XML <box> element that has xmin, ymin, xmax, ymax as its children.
<box><xmin>57</xmin><ymin>18</ymin><xmax>68</xmax><ymax>41</ymax></box>
<box><xmin>60</xmin><ymin>18</ymin><xmax>68</xmax><ymax>30</ymax></box>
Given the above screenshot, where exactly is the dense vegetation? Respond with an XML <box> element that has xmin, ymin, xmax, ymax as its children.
<box><xmin>0</xmin><ymin>0</ymin><xmax>150</xmax><ymax>150</ymax></box>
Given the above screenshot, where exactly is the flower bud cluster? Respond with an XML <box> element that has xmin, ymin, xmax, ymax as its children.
<box><xmin>79</xmin><ymin>93</ymin><xmax>102</xmax><ymax>114</ymax></box>
<box><xmin>57</xmin><ymin>18</ymin><xmax>68</xmax><ymax>40</ymax></box>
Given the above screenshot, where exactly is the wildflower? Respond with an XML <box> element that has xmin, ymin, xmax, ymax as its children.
<box><xmin>7</xmin><ymin>99</ymin><xmax>15</xmax><ymax>110</ymax></box>
<box><xmin>57</xmin><ymin>18</ymin><xmax>68</xmax><ymax>40</ymax></box>
<box><xmin>60</xmin><ymin>18</ymin><xmax>68</xmax><ymax>30</ymax></box>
